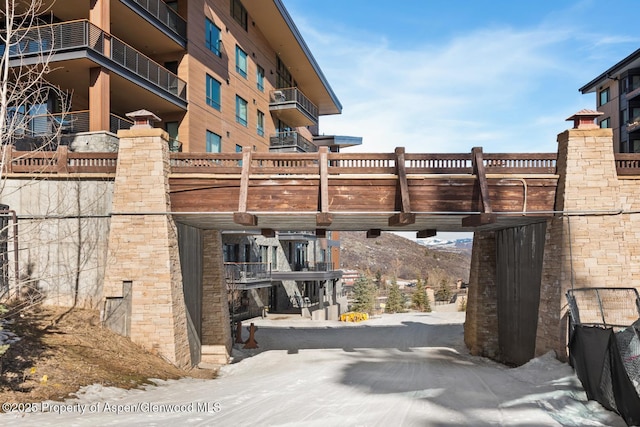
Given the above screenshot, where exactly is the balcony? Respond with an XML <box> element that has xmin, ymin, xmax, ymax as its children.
<box><xmin>269</xmin><ymin>87</ymin><xmax>318</xmax><ymax>126</ymax></box>
<box><xmin>225</xmin><ymin>262</ymin><xmax>271</xmax><ymax>288</ymax></box>
<box><xmin>625</xmin><ymin>86</ymin><xmax>640</xmax><ymax>102</ymax></box>
<box><xmin>627</xmin><ymin>117</ymin><xmax>640</xmax><ymax>134</ymax></box>
<box><xmin>2</xmin><ymin>20</ymin><xmax>187</xmax><ymax>106</ymax></box>
<box><xmin>125</xmin><ymin>0</ymin><xmax>187</xmax><ymax>43</ymax></box>
<box><xmin>269</xmin><ymin>131</ymin><xmax>317</xmax><ymax>152</ymax></box>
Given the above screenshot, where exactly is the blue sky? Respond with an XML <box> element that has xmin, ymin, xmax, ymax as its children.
<box><xmin>283</xmin><ymin>0</ymin><xmax>640</xmax><ymax>154</ymax></box>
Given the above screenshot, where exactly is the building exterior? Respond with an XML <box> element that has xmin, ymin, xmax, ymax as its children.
<box><xmin>2</xmin><ymin>0</ymin><xmax>359</xmax><ymax>319</ymax></box>
<box><xmin>580</xmin><ymin>48</ymin><xmax>640</xmax><ymax>153</ymax></box>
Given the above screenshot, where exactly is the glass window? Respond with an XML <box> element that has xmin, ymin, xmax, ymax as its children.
<box><xmin>599</xmin><ymin>87</ymin><xmax>610</xmax><ymax>106</ymax></box>
<box><xmin>600</xmin><ymin>117</ymin><xmax>610</xmax><ymax>129</ymax></box>
<box><xmin>272</xmin><ymin>246</ymin><xmax>277</xmax><ymax>268</ymax></box>
<box><xmin>633</xmin><ymin>140</ymin><xmax>640</xmax><ymax>153</ymax></box>
<box><xmin>205</xmin><ymin>18</ymin><xmax>221</xmax><ymax>57</ymax></box>
<box><xmin>231</xmin><ymin>0</ymin><xmax>248</xmax><ymax>30</ymax></box>
<box><xmin>206</xmin><ymin>74</ymin><xmax>221</xmax><ymax>110</ymax></box>
<box><xmin>256</xmin><ymin>65</ymin><xmax>264</xmax><ymax>92</ymax></box>
<box><xmin>622</xmin><ymin>108</ymin><xmax>629</xmax><ymax>124</ymax></box>
<box><xmin>235</xmin><ymin>45</ymin><xmax>247</xmax><ymax>78</ymax></box>
<box><xmin>206</xmin><ymin>130</ymin><xmax>221</xmax><ymax>152</ymax></box>
<box><xmin>257</xmin><ymin>110</ymin><xmax>264</xmax><ymax>136</ymax></box>
<box><xmin>236</xmin><ymin>95</ymin><xmax>248</xmax><ymax>126</ymax></box>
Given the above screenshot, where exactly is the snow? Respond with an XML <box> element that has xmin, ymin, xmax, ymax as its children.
<box><xmin>0</xmin><ymin>310</ymin><xmax>628</xmax><ymax>426</ymax></box>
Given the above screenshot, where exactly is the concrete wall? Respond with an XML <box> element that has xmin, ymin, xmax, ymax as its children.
<box><xmin>0</xmin><ymin>177</ymin><xmax>113</xmax><ymax>307</ymax></box>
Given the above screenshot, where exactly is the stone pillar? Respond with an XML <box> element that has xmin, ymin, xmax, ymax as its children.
<box><xmin>102</xmin><ymin>111</ymin><xmax>191</xmax><ymax>368</ymax></box>
<box><xmin>200</xmin><ymin>229</ymin><xmax>232</xmax><ymax>365</ymax></box>
<box><xmin>464</xmin><ymin>231</ymin><xmax>499</xmax><ymax>359</ymax></box>
<box><xmin>536</xmin><ymin>111</ymin><xmax>619</xmax><ymax>360</ymax></box>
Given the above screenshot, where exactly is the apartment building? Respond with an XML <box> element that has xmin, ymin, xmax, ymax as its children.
<box><xmin>3</xmin><ymin>0</ymin><xmax>358</xmax><ymax>319</ymax></box>
<box><xmin>580</xmin><ymin>48</ymin><xmax>640</xmax><ymax>153</ymax></box>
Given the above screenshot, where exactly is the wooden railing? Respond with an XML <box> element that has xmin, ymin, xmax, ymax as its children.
<box><xmin>170</xmin><ymin>151</ymin><xmax>559</xmax><ymax>175</ymax></box>
<box><xmin>615</xmin><ymin>153</ymin><xmax>640</xmax><ymax>176</ymax></box>
<box><xmin>0</xmin><ymin>147</ymin><xmax>566</xmax><ymax>176</ymax></box>
<box><xmin>3</xmin><ymin>147</ymin><xmax>117</xmax><ymax>174</ymax></box>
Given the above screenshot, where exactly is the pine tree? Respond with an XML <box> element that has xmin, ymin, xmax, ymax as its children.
<box><xmin>351</xmin><ymin>275</ymin><xmax>375</xmax><ymax>314</ymax></box>
<box><xmin>412</xmin><ymin>277</ymin><xmax>431</xmax><ymax>312</ymax></box>
<box><xmin>386</xmin><ymin>278</ymin><xmax>405</xmax><ymax>313</ymax></box>
<box><xmin>435</xmin><ymin>279</ymin><xmax>452</xmax><ymax>302</ymax></box>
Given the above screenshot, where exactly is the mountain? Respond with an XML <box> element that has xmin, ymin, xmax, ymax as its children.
<box><xmin>338</xmin><ymin>231</ymin><xmax>471</xmax><ymax>283</ymax></box>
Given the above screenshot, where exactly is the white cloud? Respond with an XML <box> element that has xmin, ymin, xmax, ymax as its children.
<box><xmin>298</xmin><ymin>18</ymin><xmax>608</xmax><ymax>154</ymax></box>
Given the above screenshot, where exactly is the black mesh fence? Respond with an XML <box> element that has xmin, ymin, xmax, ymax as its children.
<box><xmin>566</xmin><ymin>287</ymin><xmax>640</xmax><ymax>426</ymax></box>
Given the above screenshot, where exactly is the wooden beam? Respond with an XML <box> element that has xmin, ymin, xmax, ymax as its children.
<box><xmin>261</xmin><ymin>228</ymin><xmax>275</xmax><ymax>237</ymax></box>
<box><xmin>461</xmin><ymin>213</ymin><xmax>496</xmax><ymax>227</ymax></box>
<box><xmin>417</xmin><ymin>229</ymin><xmax>437</xmax><ymax>238</ymax></box>
<box><xmin>388</xmin><ymin>212</ymin><xmax>416</xmax><ymax>226</ymax></box>
<box><xmin>234</xmin><ymin>212</ymin><xmax>257</xmax><ymax>226</ymax></box>
<box><xmin>366</xmin><ymin>229</ymin><xmax>381</xmax><ymax>238</ymax></box>
<box><xmin>234</xmin><ymin>147</ymin><xmax>254</xmax><ymax>226</ymax></box>
<box><xmin>472</xmin><ymin>147</ymin><xmax>492</xmax><ymax>214</ymax></box>
<box><xmin>237</xmin><ymin>147</ymin><xmax>252</xmax><ymax>213</ymax></box>
<box><xmin>317</xmin><ymin>147</ymin><xmax>332</xmax><ymax>226</ymax></box>
<box><xmin>396</xmin><ymin>146</ymin><xmax>412</xmax><ymax>213</ymax></box>
<box><xmin>316</xmin><ymin>212</ymin><xmax>333</xmax><ymax>227</ymax></box>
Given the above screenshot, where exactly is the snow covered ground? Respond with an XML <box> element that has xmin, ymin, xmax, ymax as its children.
<box><xmin>0</xmin><ymin>310</ymin><xmax>628</xmax><ymax>426</ymax></box>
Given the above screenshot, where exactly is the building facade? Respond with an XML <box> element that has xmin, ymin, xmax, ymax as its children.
<box><xmin>1</xmin><ymin>0</ymin><xmax>358</xmax><ymax>320</ymax></box>
<box><xmin>580</xmin><ymin>48</ymin><xmax>640</xmax><ymax>153</ymax></box>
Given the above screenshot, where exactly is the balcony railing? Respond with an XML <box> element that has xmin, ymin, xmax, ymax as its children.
<box><xmin>627</xmin><ymin>117</ymin><xmax>640</xmax><ymax>133</ymax></box>
<box><xmin>289</xmin><ymin>262</ymin><xmax>336</xmax><ymax>272</ymax></box>
<box><xmin>225</xmin><ymin>262</ymin><xmax>271</xmax><ymax>283</ymax></box>
<box><xmin>2</xmin><ymin>20</ymin><xmax>187</xmax><ymax>102</ymax></box>
<box><xmin>269</xmin><ymin>87</ymin><xmax>318</xmax><ymax>125</ymax></box>
<box><xmin>269</xmin><ymin>131</ymin><xmax>317</xmax><ymax>152</ymax></box>
<box><xmin>8</xmin><ymin>110</ymin><xmax>133</xmax><ymax>138</ymax></box>
<box><xmin>129</xmin><ymin>0</ymin><xmax>187</xmax><ymax>40</ymax></box>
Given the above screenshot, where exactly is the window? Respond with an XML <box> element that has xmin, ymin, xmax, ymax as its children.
<box><xmin>599</xmin><ymin>87</ymin><xmax>610</xmax><ymax>106</ymax></box>
<box><xmin>256</xmin><ymin>65</ymin><xmax>264</xmax><ymax>92</ymax></box>
<box><xmin>600</xmin><ymin>117</ymin><xmax>610</xmax><ymax>129</ymax></box>
<box><xmin>272</xmin><ymin>246</ymin><xmax>277</xmax><ymax>268</ymax></box>
<box><xmin>236</xmin><ymin>144</ymin><xmax>242</xmax><ymax>153</ymax></box>
<box><xmin>205</xmin><ymin>18</ymin><xmax>221</xmax><ymax>57</ymax></box>
<box><xmin>231</xmin><ymin>0</ymin><xmax>248</xmax><ymax>30</ymax></box>
<box><xmin>235</xmin><ymin>45</ymin><xmax>247</xmax><ymax>78</ymax></box>
<box><xmin>206</xmin><ymin>74</ymin><xmax>221</xmax><ymax>110</ymax></box>
<box><xmin>622</xmin><ymin>108</ymin><xmax>629</xmax><ymax>125</ymax></box>
<box><xmin>236</xmin><ymin>95</ymin><xmax>248</xmax><ymax>126</ymax></box>
<box><xmin>257</xmin><ymin>110</ymin><xmax>264</xmax><ymax>136</ymax></box>
<box><xmin>206</xmin><ymin>130</ymin><xmax>221</xmax><ymax>152</ymax></box>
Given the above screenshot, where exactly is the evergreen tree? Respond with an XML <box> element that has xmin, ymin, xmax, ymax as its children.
<box><xmin>351</xmin><ymin>275</ymin><xmax>375</xmax><ymax>314</ymax></box>
<box><xmin>435</xmin><ymin>279</ymin><xmax>452</xmax><ymax>302</ymax></box>
<box><xmin>412</xmin><ymin>277</ymin><xmax>431</xmax><ymax>312</ymax></box>
<box><xmin>386</xmin><ymin>278</ymin><xmax>405</xmax><ymax>313</ymax></box>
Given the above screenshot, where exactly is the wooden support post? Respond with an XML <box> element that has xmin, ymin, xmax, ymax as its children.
<box><xmin>366</xmin><ymin>229</ymin><xmax>381</xmax><ymax>238</ymax></box>
<box><xmin>389</xmin><ymin>147</ymin><xmax>415</xmax><ymax>226</ymax></box>
<box><xmin>234</xmin><ymin>146</ymin><xmax>257</xmax><ymax>226</ymax></box>
<box><xmin>316</xmin><ymin>147</ymin><xmax>333</xmax><ymax>227</ymax></box>
<box><xmin>261</xmin><ymin>228</ymin><xmax>275</xmax><ymax>238</ymax></box>
<box><xmin>417</xmin><ymin>229</ymin><xmax>437</xmax><ymax>238</ymax></box>
<box><xmin>56</xmin><ymin>145</ymin><xmax>69</xmax><ymax>174</ymax></box>
<box><xmin>472</xmin><ymin>147</ymin><xmax>492</xmax><ymax>214</ymax></box>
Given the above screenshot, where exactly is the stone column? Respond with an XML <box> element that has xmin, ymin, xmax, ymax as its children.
<box><xmin>102</xmin><ymin>111</ymin><xmax>191</xmax><ymax>368</ymax></box>
<box><xmin>464</xmin><ymin>231</ymin><xmax>499</xmax><ymax>359</ymax></box>
<box><xmin>200</xmin><ymin>229</ymin><xmax>232</xmax><ymax>364</ymax></box>
<box><xmin>536</xmin><ymin>110</ymin><xmax>619</xmax><ymax>360</ymax></box>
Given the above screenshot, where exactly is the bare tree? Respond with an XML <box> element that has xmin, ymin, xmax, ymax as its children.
<box><xmin>0</xmin><ymin>0</ymin><xmax>76</xmax><ymax>306</ymax></box>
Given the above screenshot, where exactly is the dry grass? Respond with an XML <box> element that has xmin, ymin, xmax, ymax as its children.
<box><xmin>0</xmin><ymin>304</ymin><xmax>216</xmax><ymax>408</ymax></box>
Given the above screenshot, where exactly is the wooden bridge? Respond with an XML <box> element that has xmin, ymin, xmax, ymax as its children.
<box><xmin>3</xmin><ymin>145</ymin><xmax>572</xmax><ymax>234</ymax></box>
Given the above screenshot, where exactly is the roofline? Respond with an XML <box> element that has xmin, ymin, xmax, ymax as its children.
<box><xmin>274</xmin><ymin>0</ymin><xmax>342</xmax><ymax>113</ymax></box>
<box><xmin>579</xmin><ymin>48</ymin><xmax>640</xmax><ymax>94</ymax></box>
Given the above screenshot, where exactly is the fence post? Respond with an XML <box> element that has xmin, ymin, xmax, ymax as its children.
<box><xmin>56</xmin><ymin>145</ymin><xmax>68</xmax><ymax>173</ymax></box>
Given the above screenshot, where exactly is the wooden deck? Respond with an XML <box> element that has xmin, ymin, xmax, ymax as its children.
<box><xmin>5</xmin><ymin>145</ymin><xmax>638</xmax><ymax>233</ymax></box>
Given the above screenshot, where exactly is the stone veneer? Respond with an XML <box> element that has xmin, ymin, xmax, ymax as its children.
<box><xmin>101</xmin><ymin>127</ymin><xmax>191</xmax><ymax>368</ymax></box>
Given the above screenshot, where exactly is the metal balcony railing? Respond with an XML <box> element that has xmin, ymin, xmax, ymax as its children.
<box><xmin>269</xmin><ymin>131</ymin><xmax>317</xmax><ymax>152</ymax></box>
<box><xmin>225</xmin><ymin>262</ymin><xmax>271</xmax><ymax>283</ymax></box>
<box><xmin>9</xmin><ymin>110</ymin><xmax>134</xmax><ymax>138</ymax></box>
<box><xmin>270</xmin><ymin>87</ymin><xmax>318</xmax><ymax>123</ymax></box>
<box><xmin>130</xmin><ymin>0</ymin><xmax>187</xmax><ymax>40</ymax></box>
<box><xmin>2</xmin><ymin>20</ymin><xmax>187</xmax><ymax>102</ymax></box>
